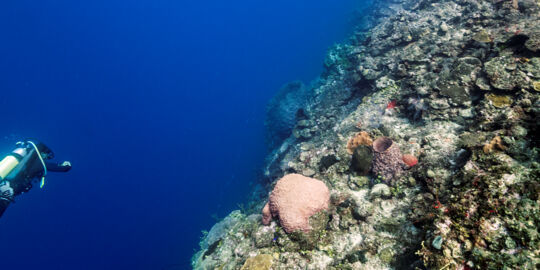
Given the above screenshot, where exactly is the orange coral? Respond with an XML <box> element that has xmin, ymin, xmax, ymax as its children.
<box><xmin>402</xmin><ymin>154</ymin><xmax>418</xmax><ymax>167</ymax></box>
<box><xmin>347</xmin><ymin>131</ymin><xmax>373</xmax><ymax>154</ymax></box>
<box><xmin>483</xmin><ymin>136</ymin><xmax>505</xmax><ymax>153</ymax></box>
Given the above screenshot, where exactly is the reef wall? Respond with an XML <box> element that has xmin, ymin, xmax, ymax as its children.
<box><xmin>192</xmin><ymin>0</ymin><xmax>539</xmax><ymax>269</ymax></box>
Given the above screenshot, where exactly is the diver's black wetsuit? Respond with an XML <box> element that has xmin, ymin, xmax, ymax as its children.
<box><xmin>0</xmin><ymin>140</ymin><xmax>71</xmax><ymax>218</ymax></box>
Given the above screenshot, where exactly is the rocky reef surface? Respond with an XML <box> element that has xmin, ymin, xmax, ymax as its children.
<box><xmin>192</xmin><ymin>0</ymin><xmax>539</xmax><ymax>269</ymax></box>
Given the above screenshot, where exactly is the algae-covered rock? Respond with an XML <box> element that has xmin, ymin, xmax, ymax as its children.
<box><xmin>378</xmin><ymin>247</ymin><xmax>395</xmax><ymax>264</ymax></box>
<box><xmin>353</xmin><ymin>200</ymin><xmax>374</xmax><ymax>219</ymax></box>
<box><xmin>472</xmin><ymin>29</ymin><xmax>492</xmax><ymax>43</ymax></box>
<box><xmin>438</xmin><ymin>82</ymin><xmax>469</xmax><ymax>104</ymax></box>
<box><xmin>348</xmin><ymin>175</ymin><xmax>369</xmax><ymax>190</ymax></box>
<box><xmin>253</xmin><ymin>224</ymin><xmax>276</xmax><ymax>248</ymax></box>
<box><xmin>351</xmin><ymin>145</ymin><xmax>373</xmax><ymax>175</ymax></box>
<box><xmin>240</xmin><ymin>254</ymin><xmax>273</xmax><ymax>270</ymax></box>
<box><xmin>453</xmin><ymin>57</ymin><xmax>482</xmax><ymax>84</ymax></box>
<box><xmin>319</xmin><ymin>154</ymin><xmax>339</xmax><ymax>172</ymax></box>
<box><xmin>287</xmin><ymin>211</ymin><xmax>329</xmax><ymax>250</ymax></box>
<box><xmin>202</xmin><ymin>210</ymin><xmax>244</xmax><ymax>249</ymax></box>
<box><xmin>476</xmin><ymin>76</ymin><xmax>492</xmax><ymax>91</ymax></box>
<box><xmin>459</xmin><ymin>131</ymin><xmax>488</xmax><ymax>148</ymax></box>
<box><xmin>486</xmin><ymin>93</ymin><xmax>512</xmax><ymax>108</ymax></box>
<box><xmin>525</xmin><ymin>31</ymin><xmax>540</xmax><ymax>52</ymax></box>
<box><xmin>484</xmin><ymin>55</ymin><xmax>528</xmax><ymax>90</ymax></box>
<box><xmin>520</xmin><ymin>57</ymin><xmax>540</xmax><ymax>79</ymax></box>
<box><xmin>370</xmin><ymin>183</ymin><xmax>391</xmax><ymax>199</ymax></box>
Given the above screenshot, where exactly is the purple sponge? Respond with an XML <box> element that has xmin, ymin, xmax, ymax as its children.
<box><xmin>372</xmin><ymin>137</ymin><xmax>405</xmax><ymax>184</ymax></box>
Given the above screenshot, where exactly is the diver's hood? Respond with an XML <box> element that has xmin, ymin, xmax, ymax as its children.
<box><xmin>21</xmin><ymin>139</ymin><xmax>55</xmax><ymax>160</ymax></box>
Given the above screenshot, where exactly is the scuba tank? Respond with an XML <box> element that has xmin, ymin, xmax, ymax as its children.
<box><xmin>0</xmin><ymin>140</ymin><xmax>54</xmax><ymax>187</ymax></box>
<box><xmin>0</xmin><ymin>146</ymin><xmax>27</xmax><ymax>181</ymax></box>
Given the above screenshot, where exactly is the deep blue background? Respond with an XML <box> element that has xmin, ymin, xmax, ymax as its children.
<box><xmin>0</xmin><ymin>0</ymin><xmax>366</xmax><ymax>269</ymax></box>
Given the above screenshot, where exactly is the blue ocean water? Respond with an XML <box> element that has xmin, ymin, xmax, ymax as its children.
<box><xmin>0</xmin><ymin>1</ymin><xmax>367</xmax><ymax>269</ymax></box>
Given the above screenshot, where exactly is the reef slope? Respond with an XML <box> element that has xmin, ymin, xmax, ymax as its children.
<box><xmin>192</xmin><ymin>0</ymin><xmax>539</xmax><ymax>269</ymax></box>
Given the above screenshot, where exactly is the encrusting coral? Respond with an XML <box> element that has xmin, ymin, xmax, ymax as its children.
<box><xmin>402</xmin><ymin>154</ymin><xmax>418</xmax><ymax>167</ymax></box>
<box><xmin>240</xmin><ymin>254</ymin><xmax>273</xmax><ymax>270</ymax></box>
<box><xmin>262</xmin><ymin>173</ymin><xmax>329</xmax><ymax>233</ymax></box>
<box><xmin>483</xmin><ymin>136</ymin><xmax>505</xmax><ymax>153</ymax></box>
<box><xmin>346</xmin><ymin>131</ymin><xmax>373</xmax><ymax>154</ymax></box>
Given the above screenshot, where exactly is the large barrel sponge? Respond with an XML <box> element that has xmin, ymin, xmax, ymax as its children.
<box><xmin>262</xmin><ymin>174</ymin><xmax>330</xmax><ymax>233</ymax></box>
<box><xmin>372</xmin><ymin>137</ymin><xmax>405</xmax><ymax>183</ymax></box>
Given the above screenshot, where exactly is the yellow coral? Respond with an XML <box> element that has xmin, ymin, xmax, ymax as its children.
<box><xmin>347</xmin><ymin>131</ymin><xmax>373</xmax><ymax>154</ymax></box>
<box><xmin>533</xmin><ymin>81</ymin><xmax>540</xmax><ymax>92</ymax></box>
<box><xmin>473</xmin><ymin>30</ymin><xmax>492</xmax><ymax>43</ymax></box>
<box><xmin>486</xmin><ymin>94</ymin><xmax>512</xmax><ymax>108</ymax></box>
<box><xmin>483</xmin><ymin>136</ymin><xmax>505</xmax><ymax>154</ymax></box>
<box><xmin>240</xmin><ymin>254</ymin><xmax>273</xmax><ymax>270</ymax></box>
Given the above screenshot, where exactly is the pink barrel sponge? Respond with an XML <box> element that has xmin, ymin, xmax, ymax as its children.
<box><xmin>261</xmin><ymin>174</ymin><xmax>330</xmax><ymax>233</ymax></box>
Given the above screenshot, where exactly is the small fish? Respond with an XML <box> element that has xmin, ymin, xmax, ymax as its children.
<box><xmin>386</xmin><ymin>100</ymin><xmax>397</xmax><ymax>109</ymax></box>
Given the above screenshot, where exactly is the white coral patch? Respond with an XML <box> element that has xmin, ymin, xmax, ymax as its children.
<box><xmin>436</xmin><ymin>217</ymin><xmax>453</xmax><ymax>237</ymax></box>
<box><xmin>307</xmin><ymin>253</ymin><xmax>333</xmax><ymax>270</ymax></box>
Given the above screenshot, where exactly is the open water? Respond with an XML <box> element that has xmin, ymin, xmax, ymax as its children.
<box><xmin>0</xmin><ymin>0</ymin><xmax>369</xmax><ymax>269</ymax></box>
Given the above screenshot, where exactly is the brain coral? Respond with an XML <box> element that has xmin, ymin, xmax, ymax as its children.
<box><xmin>262</xmin><ymin>174</ymin><xmax>330</xmax><ymax>233</ymax></box>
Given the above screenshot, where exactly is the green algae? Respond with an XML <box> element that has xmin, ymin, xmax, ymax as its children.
<box><xmin>378</xmin><ymin>247</ymin><xmax>395</xmax><ymax>264</ymax></box>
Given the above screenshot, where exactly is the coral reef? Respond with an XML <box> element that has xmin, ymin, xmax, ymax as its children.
<box><xmin>193</xmin><ymin>0</ymin><xmax>540</xmax><ymax>269</ymax></box>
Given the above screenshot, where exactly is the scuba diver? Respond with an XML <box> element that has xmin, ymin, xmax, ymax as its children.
<box><xmin>0</xmin><ymin>139</ymin><xmax>72</xmax><ymax>218</ymax></box>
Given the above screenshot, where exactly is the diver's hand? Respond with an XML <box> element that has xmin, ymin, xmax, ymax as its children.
<box><xmin>44</xmin><ymin>160</ymin><xmax>72</xmax><ymax>172</ymax></box>
<box><xmin>60</xmin><ymin>161</ymin><xmax>72</xmax><ymax>172</ymax></box>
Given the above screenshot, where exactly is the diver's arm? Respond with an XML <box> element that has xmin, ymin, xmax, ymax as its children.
<box><xmin>45</xmin><ymin>161</ymin><xmax>72</xmax><ymax>172</ymax></box>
